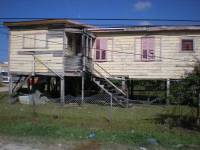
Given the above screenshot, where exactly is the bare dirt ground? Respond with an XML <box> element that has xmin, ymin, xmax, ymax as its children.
<box><xmin>0</xmin><ymin>84</ymin><xmax>8</xmax><ymax>92</ymax></box>
<box><xmin>0</xmin><ymin>136</ymin><xmax>134</xmax><ymax>150</ymax></box>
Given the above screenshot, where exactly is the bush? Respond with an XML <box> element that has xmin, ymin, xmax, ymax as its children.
<box><xmin>169</xmin><ymin>63</ymin><xmax>200</xmax><ymax>126</ymax></box>
<box><xmin>170</xmin><ymin>63</ymin><xmax>200</xmax><ymax>106</ymax></box>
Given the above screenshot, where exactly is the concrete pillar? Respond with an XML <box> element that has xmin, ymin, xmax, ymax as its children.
<box><xmin>166</xmin><ymin>79</ymin><xmax>170</xmax><ymax>105</ymax></box>
<box><xmin>81</xmin><ymin>75</ymin><xmax>85</xmax><ymax>105</ymax></box>
<box><xmin>9</xmin><ymin>74</ymin><xmax>13</xmax><ymax>95</ymax></box>
<box><xmin>60</xmin><ymin>77</ymin><xmax>65</xmax><ymax>106</ymax></box>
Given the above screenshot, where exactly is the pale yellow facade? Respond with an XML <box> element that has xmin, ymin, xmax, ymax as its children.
<box><xmin>92</xmin><ymin>32</ymin><xmax>200</xmax><ymax>79</ymax></box>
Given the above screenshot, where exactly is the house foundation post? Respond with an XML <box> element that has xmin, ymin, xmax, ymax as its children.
<box><xmin>9</xmin><ymin>74</ymin><xmax>13</xmax><ymax>95</ymax></box>
<box><xmin>122</xmin><ymin>77</ymin><xmax>126</xmax><ymax>92</ymax></box>
<box><xmin>81</xmin><ymin>32</ymin><xmax>86</xmax><ymax>105</ymax></box>
<box><xmin>60</xmin><ymin>77</ymin><xmax>65</xmax><ymax>106</ymax></box>
<box><xmin>81</xmin><ymin>74</ymin><xmax>85</xmax><ymax>105</ymax></box>
<box><xmin>166</xmin><ymin>79</ymin><xmax>170</xmax><ymax>105</ymax></box>
<box><xmin>9</xmin><ymin>74</ymin><xmax>13</xmax><ymax>104</ymax></box>
<box><xmin>130</xmin><ymin>80</ymin><xmax>133</xmax><ymax>98</ymax></box>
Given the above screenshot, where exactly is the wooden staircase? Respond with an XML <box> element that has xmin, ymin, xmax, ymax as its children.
<box><xmin>12</xmin><ymin>74</ymin><xmax>32</xmax><ymax>93</ymax></box>
<box><xmin>91</xmin><ymin>62</ymin><xmax>129</xmax><ymax>108</ymax></box>
<box><xmin>92</xmin><ymin>77</ymin><xmax>129</xmax><ymax>107</ymax></box>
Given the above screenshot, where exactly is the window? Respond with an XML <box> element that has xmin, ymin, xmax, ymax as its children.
<box><xmin>95</xmin><ymin>39</ymin><xmax>107</xmax><ymax>61</ymax></box>
<box><xmin>23</xmin><ymin>34</ymin><xmax>35</xmax><ymax>48</ymax></box>
<box><xmin>142</xmin><ymin>49</ymin><xmax>155</xmax><ymax>61</ymax></box>
<box><xmin>141</xmin><ymin>37</ymin><xmax>155</xmax><ymax>61</ymax></box>
<box><xmin>23</xmin><ymin>33</ymin><xmax>47</xmax><ymax>49</ymax></box>
<box><xmin>181</xmin><ymin>39</ymin><xmax>194</xmax><ymax>51</ymax></box>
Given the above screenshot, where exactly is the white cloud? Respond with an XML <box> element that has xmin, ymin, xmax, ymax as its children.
<box><xmin>134</xmin><ymin>1</ymin><xmax>152</xmax><ymax>11</ymax></box>
<box><xmin>139</xmin><ymin>21</ymin><xmax>151</xmax><ymax>25</ymax></box>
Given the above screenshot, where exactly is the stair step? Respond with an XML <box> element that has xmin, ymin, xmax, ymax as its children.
<box><xmin>92</xmin><ymin>76</ymin><xmax>128</xmax><ymax>108</ymax></box>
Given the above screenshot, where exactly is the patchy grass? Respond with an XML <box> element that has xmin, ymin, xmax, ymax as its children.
<box><xmin>0</xmin><ymin>83</ymin><xmax>3</xmax><ymax>87</ymax></box>
<box><xmin>0</xmin><ymin>93</ymin><xmax>200</xmax><ymax>149</ymax></box>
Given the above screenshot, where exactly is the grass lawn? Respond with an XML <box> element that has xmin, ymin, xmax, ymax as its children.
<box><xmin>0</xmin><ymin>92</ymin><xmax>200</xmax><ymax>149</ymax></box>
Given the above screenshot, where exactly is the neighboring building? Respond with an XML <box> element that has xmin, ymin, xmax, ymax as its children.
<box><xmin>0</xmin><ymin>63</ymin><xmax>9</xmax><ymax>83</ymax></box>
<box><xmin>4</xmin><ymin>20</ymin><xmax>200</xmax><ymax>105</ymax></box>
<box><xmin>0</xmin><ymin>62</ymin><xmax>8</xmax><ymax>73</ymax></box>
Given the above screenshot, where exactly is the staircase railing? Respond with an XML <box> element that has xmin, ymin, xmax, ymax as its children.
<box><xmin>12</xmin><ymin>74</ymin><xmax>32</xmax><ymax>93</ymax></box>
<box><xmin>33</xmin><ymin>55</ymin><xmax>64</xmax><ymax>80</ymax></box>
<box><xmin>90</xmin><ymin>59</ymin><xmax>126</xmax><ymax>96</ymax></box>
<box><xmin>94</xmin><ymin>69</ymin><xmax>126</xmax><ymax>96</ymax></box>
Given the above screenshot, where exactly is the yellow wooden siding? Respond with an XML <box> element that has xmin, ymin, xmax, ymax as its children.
<box><xmin>92</xmin><ymin>34</ymin><xmax>200</xmax><ymax>79</ymax></box>
<box><xmin>9</xmin><ymin>30</ymin><xmax>64</xmax><ymax>74</ymax></box>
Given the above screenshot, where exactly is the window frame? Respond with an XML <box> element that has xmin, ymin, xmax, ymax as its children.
<box><xmin>23</xmin><ymin>33</ymin><xmax>48</xmax><ymax>49</ymax></box>
<box><xmin>94</xmin><ymin>38</ymin><xmax>107</xmax><ymax>62</ymax></box>
<box><xmin>181</xmin><ymin>38</ymin><xmax>195</xmax><ymax>52</ymax></box>
<box><xmin>141</xmin><ymin>37</ymin><xmax>156</xmax><ymax>62</ymax></box>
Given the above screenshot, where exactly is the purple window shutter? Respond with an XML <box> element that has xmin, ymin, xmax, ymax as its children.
<box><xmin>143</xmin><ymin>49</ymin><xmax>148</xmax><ymax>59</ymax></box>
<box><xmin>95</xmin><ymin>39</ymin><xmax>100</xmax><ymax>60</ymax></box>
<box><xmin>100</xmin><ymin>39</ymin><xmax>107</xmax><ymax>60</ymax></box>
<box><xmin>96</xmin><ymin>50</ymin><xmax>100</xmax><ymax>60</ymax></box>
<box><xmin>147</xmin><ymin>38</ymin><xmax>155</xmax><ymax>60</ymax></box>
<box><xmin>102</xmin><ymin>50</ymin><xmax>106</xmax><ymax>59</ymax></box>
<box><xmin>96</xmin><ymin>39</ymin><xmax>100</xmax><ymax>50</ymax></box>
<box><xmin>148</xmin><ymin>38</ymin><xmax>155</xmax><ymax>49</ymax></box>
<box><xmin>142</xmin><ymin>37</ymin><xmax>155</xmax><ymax>61</ymax></box>
<box><xmin>142</xmin><ymin>38</ymin><xmax>149</xmax><ymax>50</ymax></box>
<box><xmin>148</xmin><ymin>50</ymin><xmax>155</xmax><ymax>60</ymax></box>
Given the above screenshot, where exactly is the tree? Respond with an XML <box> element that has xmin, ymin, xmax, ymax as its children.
<box><xmin>170</xmin><ymin>63</ymin><xmax>200</xmax><ymax>125</ymax></box>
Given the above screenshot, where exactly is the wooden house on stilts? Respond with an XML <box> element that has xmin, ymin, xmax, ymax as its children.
<box><xmin>4</xmin><ymin>19</ymin><xmax>200</xmax><ymax>106</ymax></box>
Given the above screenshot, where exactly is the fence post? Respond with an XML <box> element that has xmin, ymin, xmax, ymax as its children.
<box><xmin>197</xmin><ymin>93</ymin><xmax>200</xmax><ymax>125</ymax></box>
<box><xmin>109</xmin><ymin>95</ymin><xmax>113</xmax><ymax>121</ymax></box>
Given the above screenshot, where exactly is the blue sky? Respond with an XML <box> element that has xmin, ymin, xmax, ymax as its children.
<box><xmin>0</xmin><ymin>0</ymin><xmax>200</xmax><ymax>62</ymax></box>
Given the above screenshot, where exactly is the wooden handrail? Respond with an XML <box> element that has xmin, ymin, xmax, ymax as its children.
<box><xmin>87</xmin><ymin>57</ymin><xmax>123</xmax><ymax>80</ymax></box>
<box><xmin>94</xmin><ymin>69</ymin><xmax>126</xmax><ymax>96</ymax></box>
<box><xmin>33</xmin><ymin>55</ymin><xmax>64</xmax><ymax>80</ymax></box>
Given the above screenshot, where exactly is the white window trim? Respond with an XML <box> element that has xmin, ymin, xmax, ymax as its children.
<box><xmin>141</xmin><ymin>36</ymin><xmax>156</xmax><ymax>62</ymax></box>
<box><xmin>180</xmin><ymin>37</ymin><xmax>195</xmax><ymax>53</ymax></box>
<box><xmin>94</xmin><ymin>38</ymin><xmax>108</xmax><ymax>62</ymax></box>
<box><xmin>23</xmin><ymin>33</ymin><xmax>48</xmax><ymax>49</ymax></box>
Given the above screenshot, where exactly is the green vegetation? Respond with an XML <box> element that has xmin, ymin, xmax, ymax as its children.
<box><xmin>0</xmin><ymin>92</ymin><xmax>200</xmax><ymax>149</ymax></box>
<box><xmin>168</xmin><ymin>63</ymin><xmax>200</xmax><ymax>127</ymax></box>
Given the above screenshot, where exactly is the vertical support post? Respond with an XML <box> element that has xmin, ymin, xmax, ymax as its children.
<box><xmin>82</xmin><ymin>34</ymin><xmax>86</xmax><ymax>72</ymax></box>
<box><xmin>109</xmin><ymin>94</ymin><xmax>113</xmax><ymax>121</ymax></box>
<box><xmin>32</xmin><ymin>55</ymin><xmax>35</xmax><ymax>76</ymax></box>
<box><xmin>86</xmin><ymin>36</ymin><xmax>89</xmax><ymax>57</ymax></box>
<box><xmin>122</xmin><ymin>77</ymin><xmax>126</xmax><ymax>91</ymax></box>
<box><xmin>166</xmin><ymin>79</ymin><xmax>170</xmax><ymax>105</ymax></box>
<box><xmin>197</xmin><ymin>93</ymin><xmax>200</xmax><ymax>125</ymax></box>
<box><xmin>126</xmin><ymin>78</ymin><xmax>129</xmax><ymax>107</ymax></box>
<box><xmin>31</xmin><ymin>76</ymin><xmax>35</xmax><ymax>92</ymax></box>
<box><xmin>89</xmin><ymin>37</ymin><xmax>93</xmax><ymax>58</ymax></box>
<box><xmin>81</xmin><ymin>32</ymin><xmax>86</xmax><ymax>105</ymax></box>
<box><xmin>9</xmin><ymin>74</ymin><xmax>13</xmax><ymax>95</ymax></box>
<box><xmin>63</xmin><ymin>32</ymin><xmax>68</xmax><ymax>55</ymax></box>
<box><xmin>81</xmin><ymin>74</ymin><xmax>85</xmax><ymax>105</ymax></box>
<box><xmin>89</xmin><ymin>37</ymin><xmax>93</xmax><ymax>72</ymax></box>
<box><xmin>60</xmin><ymin>77</ymin><xmax>65</xmax><ymax>106</ymax></box>
<box><xmin>130</xmin><ymin>80</ymin><xmax>133</xmax><ymax>98</ymax></box>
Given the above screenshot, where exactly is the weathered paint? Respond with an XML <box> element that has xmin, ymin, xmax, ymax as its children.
<box><xmin>92</xmin><ymin>33</ymin><xmax>200</xmax><ymax>79</ymax></box>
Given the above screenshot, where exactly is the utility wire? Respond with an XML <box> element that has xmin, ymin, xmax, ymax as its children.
<box><xmin>1</xmin><ymin>17</ymin><xmax>200</xmax><ymax>22</ymax></box>
<box><xmin>0</xmin><ymin>30</ymin><xmax>198</xmax><ymax>63</ymax></box>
